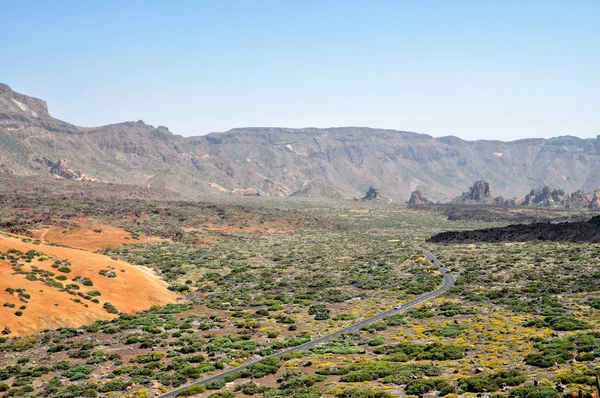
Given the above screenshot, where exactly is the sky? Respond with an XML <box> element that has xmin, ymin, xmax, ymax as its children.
<box><xmin>1</xmin><ymin>0</ymin><xmax>599</xmax><ymax>141</ymax></box>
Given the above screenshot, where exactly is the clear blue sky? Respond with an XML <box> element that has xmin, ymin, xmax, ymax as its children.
<box><xmin>1</xmin><ymin>0</ymin><xmax>598</xmax><ymax>140</ymax></box>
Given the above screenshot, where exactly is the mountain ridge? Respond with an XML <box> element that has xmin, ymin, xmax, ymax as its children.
<box><xmin>2</xmin><ymin>83</ymin><xmax>600</xmax><ymax>201</ymax></box>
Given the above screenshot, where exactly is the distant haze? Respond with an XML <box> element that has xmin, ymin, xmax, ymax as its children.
<box><xmin>1</xmin><ymin>0</ymin><xmax>599</xmax><ymax>140</ymax></box>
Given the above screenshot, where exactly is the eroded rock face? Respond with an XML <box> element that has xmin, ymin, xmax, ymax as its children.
<box><xmin>522</xmin><ymin>185</ymin><xmax>569</xmax><ymax>207</ymax></box>
<box><xmin>468</xmin><ymin>180</ymin><xmax>492</xmax><ymax>201</ymax></box>
<box><xmin>588</xmin><ymin>190</ymin><xmax>600</xmax><ymax>210</ymax></box>
<box><xmin>5</xmin><ymin>82</ymin><xmax>600</xmax><ymax>201</ymax></box>
<box><xmin>519</xmin><ymin>186</ymin><xmax>600</xmax><ymax>210</ymax></box>
<box><xmin>34</xmin><ymin>157</ymin><xmax>96</xmax><ymax>181</ymax></box>
<box><xmin>0</xmin><ymin>83</ymin><xmax>49</xmax><ymax>116</ymax></box>
<box><xmin>408</xmin><ymin>190</ymin><xmax>430</xmax><ymax>206</ymax></box>
<box><xmin>452</xmin><ymin>180</ymin><xmax>496</xmax><ymax>204</ymax></box>
<box><xmin>567</xmin><ymin>189</ymin><xmax>589</xmax><ymax>209</ymax></box>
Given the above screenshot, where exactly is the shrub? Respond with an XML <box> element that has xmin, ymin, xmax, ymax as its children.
<box><xmin>176</xmin><ymin>385</ymin><xmax>206</xmax><ymax>397</ymax></box>
<box><xmin>336</xmin><ymin>388</ymin><xmax>393</xmax><ymax>398</ymax></box>
<box><xmin>523</xmin><ymin>316</ymin><xmax>590</xmax><ymax>331</ymax></box>
<box><xmin>103</xmin><ymin>302</ymin><xmax>119</xmax><ymax>314</ymax></box>
<box><xmin>508</xmin><ymin>384</ymin><xmax>559</xmax><ymax>398</ymax></box>
<box><xmin>205</xmin><ymin>380</ymin><xmax>225</xmax><ymax>389</ymax></box>
<box><xmin>130</xmin><ymin>352</ymin><xmax>165</xmax><ymax>363</ymax></box>
<box><xmin>208</xmin><ymin>392</ymin><xmax>235</xmax><ymax>398</ymax></box>
<box><xmin>459</xmin><ymin>370</ymin><xmax>526</xmax><ymax>393</ymax></box>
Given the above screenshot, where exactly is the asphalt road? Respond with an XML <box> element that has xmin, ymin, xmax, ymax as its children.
<box><xmin>160</xmin><ymin>244</ymin><xmax>454</xmax><ymax>397</ymax></box>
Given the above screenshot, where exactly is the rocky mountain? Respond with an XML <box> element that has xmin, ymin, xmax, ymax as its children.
<box><xmin>3</xmin><ymin>83</ymin><xmax>600</xmax><ymax>201</ymax></box>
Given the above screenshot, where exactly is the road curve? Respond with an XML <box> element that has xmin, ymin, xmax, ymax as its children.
<box><xmin>160</xmin><ymin>244</ymin><xmax>454</xmax><ymax>397</ymax></box>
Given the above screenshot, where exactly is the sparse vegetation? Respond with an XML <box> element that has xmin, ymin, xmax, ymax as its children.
<box><xmin>1</xmin><ymin>185</ymin><xmax>600</xmax><ymax>397</ymax></box>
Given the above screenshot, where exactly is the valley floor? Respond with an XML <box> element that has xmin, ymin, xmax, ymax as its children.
<box><xmin>0</xmin><ymin>186</ymin><xmax>599</xmax><ymax>398</ymax></box>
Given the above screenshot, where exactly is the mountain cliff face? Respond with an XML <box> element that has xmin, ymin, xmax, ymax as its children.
<box><xmin>2</xmin><ymin>83</ymin><xmax>600</xmax><ymax>201</ymax></box>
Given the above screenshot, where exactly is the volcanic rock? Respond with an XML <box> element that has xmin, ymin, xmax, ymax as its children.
<box><xmin>408</xmin><ymin>190</ymin><xmax>431</xmax><ymax>206</ymax></box>
<box><xmin>452</xmin><ymin>180</ymin><xmax>496</xmax><ymax>204</ymax></box>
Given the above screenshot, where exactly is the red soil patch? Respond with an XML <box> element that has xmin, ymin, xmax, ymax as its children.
<box><xmin>31</xmin><ymin>218</ymin><xmax>165</xmax><ymax>251</ymax></box>
<box><xmin>0</xmin><ymin>233</ymin><xmax>177</xmax><ymax>336</ymax></box>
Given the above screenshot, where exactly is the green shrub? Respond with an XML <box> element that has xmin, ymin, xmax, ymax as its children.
<box><xmin>508</xmin><ymin>384</ymin><xmax>559</xmax><ymax>398</ymax></box>
<box><xmin>208</xmin><ymin>392</ymin><xmax>235</xmax><ymax>398</ymax></box>
<box><xmin>176</xmin><ymin>385</ymin><xmax>206</xmax><ymax>397</ymax></box>
<box><xmin>459</xmin><ymin>370</ymin><xmax>526</xmax><ymax>393</ymax></box>
<box><xmin>103</xmin><ymin>302</ymin><xmax>119</xmax><ymax>314</ymax></box>
<box><xmin>336</xmin><ymin>388</ymin><xmax>393</xmax><ymax>398</ymax></box>
<box><xmin>130</xmin><ymin>352</ymin><xmax>165</xmax><ymax>363</ymax></box>
<box><xmin>205</xmin><ymin>380</ymin><xmax>225</xmax><ymax>389</ymax></box>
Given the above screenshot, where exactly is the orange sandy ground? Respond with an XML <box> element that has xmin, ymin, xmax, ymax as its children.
<box><xmin>0</xmin><ymin>233</ymin><xmax>177</xmax><ymax>336</ymax></box>
<box><xmin>31</xmin><ymin>218</ymin><xmax>166</xmax><ymax>251</ymax></box>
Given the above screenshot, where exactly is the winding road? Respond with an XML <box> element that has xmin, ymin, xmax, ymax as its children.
<box><xmin>160</xmin><ymin>245</ymin><xmax>454</xmax><ymax>397</ymax></box>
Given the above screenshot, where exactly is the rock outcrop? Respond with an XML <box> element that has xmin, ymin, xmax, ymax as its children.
<box><xmin>407</xmin><ymin>190</ymin><xmax>431</xmax><ymax>206</ymax></box>
<box><xmin>34</xmin><ymin>158</ymin><xmax>96</xmax><ymax>181</ymax></box>
<box><xmin>452</xmin><ymin>180</ymin><xmax>497</xmax><ymax>204</ymax></box>
<box><xmin>231</xmin><ymin>188</ymin><xmax>260</xmax><ymax>197</ymax></box>
<box><xmin>0</xmin><ymin>83</ymin><xmax>49</xmax><ymax>116</ymax></box>
<box><xmin>522</xmin><ymin>186</ymin><xmax>569</xmax><ymax>207</ymax></box>
<box><xmin>519</xmin><ymin>186</ymin><xmax>600</xmax><ymax>210</ymax></box>
<box><xmin>587</xmin><ymin>190</ymin><xmax>600</xmax><ymax>210</ymax></box>
<box><xmin>361</xmin><ymin>187</ymin><xmax>392</xmax><ymax>203</ymax></box>
<box><xmin>448</xmin><ymin>181</ymin><xmax>600</xmax><ymax>210</ymax></box>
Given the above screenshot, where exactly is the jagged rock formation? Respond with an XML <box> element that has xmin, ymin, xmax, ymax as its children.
<box><xmin>407</xmin><ymin>190</ymin><xmax>431</xmax><ymax>206</ymax></box>
<box><xmin>5</xmin><ymin>83</ymin><xmax>600</xmax><ymax>200</ymax></box>
<box><xmin>452</xmin><ymin>180</ymin><xmax>497</xmax><ymax>204</ymax></box>
<box><xmin>522</xmin><ymin>186</ymin><xmax>568</xmax><ymax>207</ymax></box>
<box><xmin>519</xmin><ymin>186</ymin><xmax>600</xmax><ymax>210</ymax></box>
<box><xmin>569</xmin><ymin>189</ymin><xmax>589</xmax><ymax>209</ymax></box>
<box><xmin>588</xmin><ymin>191</ymin><xmax>600</xmax><ymax>210</ymax></box>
